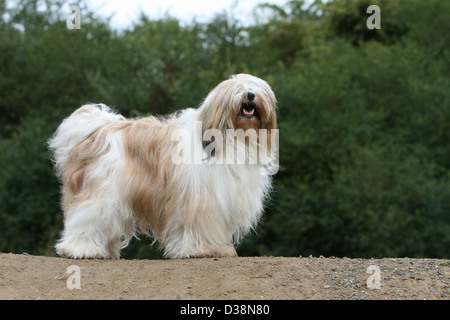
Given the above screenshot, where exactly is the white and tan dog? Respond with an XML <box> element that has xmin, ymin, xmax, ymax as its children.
<box><xmin>49</xmin><ymin>74</ymin><xmax>278</xmax><ymax>259</ymax></box>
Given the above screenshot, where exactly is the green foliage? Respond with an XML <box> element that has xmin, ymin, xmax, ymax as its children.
<box><xmin>0</xmin><ymin>0</ymin><xmax>449</xmax><ymax>259</ymax></box>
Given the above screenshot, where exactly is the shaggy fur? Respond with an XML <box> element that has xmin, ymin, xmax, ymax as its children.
<box><xmin>48</xmin><ymin>74</ymin><xmax>278</xmax><ymax>259</ymax></box>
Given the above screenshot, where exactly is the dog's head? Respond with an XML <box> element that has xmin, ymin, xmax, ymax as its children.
<box><xmin>199</xmin><ymin>74</ymin><xmax>277</xmax><ymax>133</ymax></box>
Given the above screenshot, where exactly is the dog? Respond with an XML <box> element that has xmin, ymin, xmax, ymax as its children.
<box><xmin>48</xmin><ymin>74</ymin><xmax>278</xmax><ymax>259</ymax></box>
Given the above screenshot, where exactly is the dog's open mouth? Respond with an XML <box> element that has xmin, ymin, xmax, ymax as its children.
<box><xmin>240</xmin><ymin>102</ymin><xmax>259</xmax><ymax>119</ymax></box>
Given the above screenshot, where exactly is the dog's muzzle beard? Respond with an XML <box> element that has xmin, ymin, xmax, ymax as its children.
<box><xmin>235</xmin><ymin>92</ymin><xmax>262</xmax><ymax>132</ymax></box>
<box><xmin>241</xmin><ymin>91</ymin><xmax>258</xmax><ymax>117</ymax></box>
<box><xmin>240</xmin><ymin>101</ymin><xmax>259</xmax><ymax>118</ymax></box>
<box><xmin>240</xmin><ymin>91</ymin><xmax>260</xmax><ymax>119</ymax></box>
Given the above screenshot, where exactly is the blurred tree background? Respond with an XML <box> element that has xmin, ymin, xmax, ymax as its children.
<box><xmin>0</xmin><ymin>0</ymin><xmax>448</xmax><ymax>259</ymax></box>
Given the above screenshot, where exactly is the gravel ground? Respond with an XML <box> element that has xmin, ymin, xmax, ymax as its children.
<box><xmin>0</xmin><ymin>253</ymin><xmax>449</xmax><ymax>300</ymax></box>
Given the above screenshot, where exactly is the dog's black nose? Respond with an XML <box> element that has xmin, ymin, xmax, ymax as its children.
<box><xmin>247</xmin><ymin>92</ymin><xmax>255</xmax><ymax>101</ymax></box>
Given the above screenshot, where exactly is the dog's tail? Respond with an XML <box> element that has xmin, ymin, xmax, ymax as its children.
<box><xmin>48</xmin><ymin>103</ymin><xmax>125</xmax><ymax>178</ymax></box>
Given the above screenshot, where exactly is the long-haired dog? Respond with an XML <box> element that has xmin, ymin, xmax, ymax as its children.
<box><xmin>48</xmin><ymin>74</ymin><xmax>278</xmax><ymax>259</ymax></box>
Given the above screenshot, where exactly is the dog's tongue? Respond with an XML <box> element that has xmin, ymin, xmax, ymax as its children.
<box><xmin>243</xmin><ymin>108</ymin><xmax>254</xmax><ymax>116</ymax></box>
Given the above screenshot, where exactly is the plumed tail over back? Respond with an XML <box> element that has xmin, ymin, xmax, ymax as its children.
<box><xmin>48</xmin><ymin>103</ymin><xmax>125</xmax><ymax>178</ymax></box>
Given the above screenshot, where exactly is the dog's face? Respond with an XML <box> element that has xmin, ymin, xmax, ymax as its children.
<box><xmin>200</xmin><ymin>74</ymin><xmax>277</xmax><ymax>134</ymax></box>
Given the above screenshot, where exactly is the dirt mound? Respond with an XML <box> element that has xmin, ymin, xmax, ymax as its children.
<box><xmin>0</xmin><ymin>253</ymin><xmax>448</xmax><ymax>300</ymax></box>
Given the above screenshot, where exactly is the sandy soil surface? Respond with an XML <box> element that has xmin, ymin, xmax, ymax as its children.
<box><xmin>0</xmin><ymin>253</ymin><xmax>448</xmax><ymax>300</ymax></box>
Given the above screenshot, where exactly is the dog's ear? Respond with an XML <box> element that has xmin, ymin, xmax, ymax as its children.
<box><xmin>199</xmin><ymin>93</ymin><xmax>227</xmax><ymax>133</ymax></box>
<box><xmin>199</xmin><ymin>97</ymin><xmax>226</xmax><ymax>156</ymax></box>
<box><xmin>199</xmin><ymin>81</ymin><xmax>237</xmax><ymax>133</ymax></box>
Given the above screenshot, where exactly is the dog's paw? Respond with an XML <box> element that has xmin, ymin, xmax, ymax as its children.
<box><xmin>212</xmin><ymin>246</ymin><xmax>238</xmax><ymax>258</ymax></box>
<box><xmin>56</xmin><ymin>243</ymin><xmax>111</xmax><ymax>259</ymax></box>
<box><xmin>185</xmin><ymin>246</ymin><xmax>238</xmax><ymax>259</ymax></box>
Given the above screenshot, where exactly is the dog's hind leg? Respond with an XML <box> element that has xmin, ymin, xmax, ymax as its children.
<box><xmin>55</xmin><ymin>197</ymin><xmax>132</xmax><ymax>259</ymax></box>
